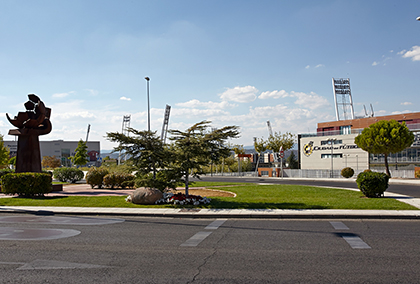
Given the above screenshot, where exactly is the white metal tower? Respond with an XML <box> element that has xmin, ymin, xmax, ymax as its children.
<box><xmin>332</xmin><ymin>78</ymin><xmax>355</xmax><ymax>121</ymax></box>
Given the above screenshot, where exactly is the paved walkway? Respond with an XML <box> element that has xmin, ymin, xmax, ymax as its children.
<box><xmin>0</xmin><ymin>179</ymin><xmax>419</xmax><ymax>219</ymax></box>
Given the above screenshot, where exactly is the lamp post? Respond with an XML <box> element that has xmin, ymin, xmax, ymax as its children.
<box><xmin>145</xmin><ymin>77</ymin><xmax>150</xmax><ymax>132</ymax></box>
<box><xmin>356</xmin><ymin>154</ymin><xmax>358</xmax><ymax>175</ymax></box>
<box><xmin>329</xmin><ymin>138</ymin><xmax>336</xmax><ymax>178</ymax></box>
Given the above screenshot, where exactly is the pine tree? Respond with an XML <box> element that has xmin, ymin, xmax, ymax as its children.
<box><xmin>69</xmin><ymin>140</ymin><xmax>90</xmax><ymax>167</ymax></box>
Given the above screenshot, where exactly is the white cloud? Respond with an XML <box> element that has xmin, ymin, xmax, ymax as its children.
<box><xmin>401</xmin><ymin>102</ymin><xmax>412</xmax><ymax>106</ymax></box>
<box><xmin>401</xmin><ymin>46</ymin><xmax>420</xmax><ymax>61</ymax></box>
<box><xmin>176</xmin><ymin>99</ymin><xmax>234</xmax><ymax>109</ymax></box>
<box><xmin>259</xmin><ymin>90</ymin><xmax>289</xmax><ymax>99</ymax></box>
<box><xmin>219</xmin><ymin>86</ymin><xmax>258</xmax><ymax>103</ymax></box>
<box><xmin>372</xmin><ymin>61</ymin><xmax>379</xmax><ymax>66</ymax></box>
<box><xmin>305</xmin><ymin>65</ymin><xmax>310</xmax><ymax>69</ymax></box>
<box><xmin>315</xmin><ymin>64</ymin><xmax>325</xmax><ymax>68</ymax></box>
<box><xmin>291</xmin><ymin>91</ymin><xmax>330</xmax><ymax>110</ymax></box>
<box><xmin>120</xmin><ymin>96</ymin><xmax>131</xmax><ymax>101</ymax></box>
<box><xmin>52</xmin><ymin>92</ymin><xmax>72</xmax><ymax>98</ymax></box>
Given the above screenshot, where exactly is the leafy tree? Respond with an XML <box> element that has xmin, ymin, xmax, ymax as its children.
<box><xmin>232</xmin><ymin>144</ymin><xmax>245</xmax><ymax>173</ymax></box>
<box><xmin>0</xmin><ymin>134</ymin><xmax>10</xmax><ymax>169</ymax></box>
<box><xmin>253</xmin><ymin>137</ymin><xmax>267</xmax><ymax>172</ymax></box>
<box><xmin>355</xmin><ymin>120</ymin><xmax>414</xmax><ymax>177</ymax></box>
<box><xmin>42</xmin><ymin>155</ymin><xmax>61</xmax><ymax>169</ymax></box>
<box><xmin>266</xmin><ymin>131</ymin><xmax>295</xmax><ymax>153</ymax></box>
<box><xmin>169</xmin><ymin>121</ymin><xmax>239</xmax><ymax>195</ymax></box>
<box><xmin>69</xmin><ymin>139</ymin><xmax>90</xmax><ymax>167</ymax></box>
<box><xmin>286</xmin><ymin>151</ymin><xmax>299</xmax><ymax>169</ymax></box>
<box><xmin>9</xmin><ymin>156</ymin><xmax>16</xmax><ymax>168</ymax></box>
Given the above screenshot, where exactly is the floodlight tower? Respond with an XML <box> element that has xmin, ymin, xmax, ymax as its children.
<box><xmin>118</xmin><ymin>115</ymin><xmax>131</xmax><ymax>164</ymax></box>
<box><xmin>332</xmin><ymin>78</ymin><xmax>355</xmax><ymax>121</ymax></box>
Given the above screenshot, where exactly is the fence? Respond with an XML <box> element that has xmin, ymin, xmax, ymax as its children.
<box><xmin>210</xmin><ymin>169</ymin><xmax>416</xmax><ymax>179</ymax></box>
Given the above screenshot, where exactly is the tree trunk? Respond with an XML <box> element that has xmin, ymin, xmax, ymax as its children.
<box><xmin>384</xmin><ymin>153</ymin><xmax>391</xmax><ymax>177</ymax></box>
<box><xmin>185</xmin><ymin>173</ymin><xmax>189</xmax><ymax>196</ymax></box>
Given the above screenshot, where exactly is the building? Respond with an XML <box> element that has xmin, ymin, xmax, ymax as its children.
<box><xmin>4</xmin><ymin>140</ymin><xmax>101</xmax><ymax>167</ymax></box>
<box><xmin>298</xmin><ymin>112</ymin><xmax>420</xmax><ymax>172</ymax></box>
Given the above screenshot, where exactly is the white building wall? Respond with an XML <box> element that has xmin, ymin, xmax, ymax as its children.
<box><xmin>300</xmin><ymin>134</ymin><xmax>369</xmax><ymax>172</ymax></box>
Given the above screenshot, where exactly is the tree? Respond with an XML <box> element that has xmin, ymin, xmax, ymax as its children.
<box><xmin>42</xmin><ymin>155</ymin><xmax>61</xmax><ymax>169</ymax></box>
<box><xmin>253</xmin><ymin>137</ymin><xmax>267</xmax><ymax>173</ymax></box>
<box><xmin>286</xmin><ymin>151</ymin><xmax>299</xmax><ymax>169</ymax></box>
<box><xmin>169</xmin><ymin>121</ymin><xmax>239</xmax><ymax>195</ymax></box>
<box><xmin>355</xmin><ymin>120</ymin><xmax>414</xmax><ymax>177</ymax></box>
<box><xmin>266</xmin><ymin>131</ymin><xmax>295</xmax><ymax>153</ymax></box>
<box><xmin>106</xmin><ymin>130</ymin><xmax>166</xmax><ymax>174</ymax></box>
<box><xmin>0</xmin><ymin>134</ymin><xmax>10</xmax><ymax>169</ymax></box>
<box><xmin>69</xmin><ymin>139</ymin><xmax>90</xmax><ymax>167</ymax></box>
<box><xmin>232</xmin><ymin>144</ymin><xmax>245</xmax><ymax>173</ymax></box>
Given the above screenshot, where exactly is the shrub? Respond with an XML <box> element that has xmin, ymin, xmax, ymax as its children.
<box><xmin>135</xmin><ymin>170</ymin><xmax>181</xmax><ymax>192</ymax></box>
<box><xmin>415</xmin><ymin>170</ymin><xmax>420</xmax><ymax>179</ymax></box>
<box><xmin>341</xmin><ymin>167</ymin><xmax>354</xmax><ymax>178</ymax></box>
<box><xmin>86</xmin><ymin>167</ymin><xmax>109</xmax><ymax>189</ymax></box>
<box><xmin>103</xmin><ymin>173</ymin><xmax>135</xmax><ymax>189</ymax></box>
<box><xmin>1</xmin><ymin>172</ymin><xmax>52</xmax><ymax>197</ymax></box>
<box><xmin>53</xmin><ymin>167</ymin><xmax>84</xmax><ymax>183</ymax></box>
<box><xmin>356</xmin><ymin>171</ymin><xmax>389</xmax><ymax>198</ymax></box>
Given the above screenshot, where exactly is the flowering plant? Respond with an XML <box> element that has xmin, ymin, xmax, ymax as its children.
<box><xmin>155</xmin><ymin>192</ymin><xmax>211</xmax><ymax>205</ymax></box>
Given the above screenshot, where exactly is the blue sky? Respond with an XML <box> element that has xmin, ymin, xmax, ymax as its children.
<box><xmin>0</xmin><ymin>0</ymin><xmax>419</xmax><ymax>150</ymax></box>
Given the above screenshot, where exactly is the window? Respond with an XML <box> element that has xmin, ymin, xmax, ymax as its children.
<box><xmin>321</xmin><ymin>154</ymin><xmax>343</xmax><ymax>159</ymax></box>
<box><xmin>340</xmin><ymin>125</ymin><xmax>351</xmax><ymax>135</ymax></box>
<box><xmin>321</xmin><ymin>139</ymin><xmax>342</xmax><ymax>145</ymax></box>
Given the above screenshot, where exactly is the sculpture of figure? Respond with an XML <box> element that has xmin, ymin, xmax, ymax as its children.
<box><xmin>6</xmin><ymin>94</ymin><xmax>52</xmax><ymax>173</ymax></box>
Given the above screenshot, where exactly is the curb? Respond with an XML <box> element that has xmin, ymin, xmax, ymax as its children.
<box><xmin>1</xmin><ymin>206</ymin><xmax>420</xmax><ymax>219</ymax></box>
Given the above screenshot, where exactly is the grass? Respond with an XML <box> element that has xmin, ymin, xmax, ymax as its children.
<box><xmin>0</xmin><ymin>182</ymin><xmax>417</xmax><ymax>210</ymax></box>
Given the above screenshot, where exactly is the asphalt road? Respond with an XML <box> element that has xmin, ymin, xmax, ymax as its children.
<box><xmin>192</xmin><ymin>176</ymin><xmax>420</xmax><ymax>198</ymax></box>
<box><xmin>1</xmin><ymin>215</ymin><xmax>420</xmax><ymax>283</ymax></box>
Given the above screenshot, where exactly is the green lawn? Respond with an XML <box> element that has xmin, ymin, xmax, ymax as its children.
<box><xmin>0</xmin><ymin>182</ymin><xmax>417</xmax><ymax>210</ymax></box>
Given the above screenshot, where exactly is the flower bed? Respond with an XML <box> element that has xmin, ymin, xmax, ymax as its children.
<box><xmin>155</xmin><ymin>192</ymin><xmax>211</xmax><ymax>205</ymax></box>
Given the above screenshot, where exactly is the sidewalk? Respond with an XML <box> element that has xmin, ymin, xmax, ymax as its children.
<box><xmin>0</xmin><ymin>180</ymin><xmax>419</xmax><ymax>219</ymax></box>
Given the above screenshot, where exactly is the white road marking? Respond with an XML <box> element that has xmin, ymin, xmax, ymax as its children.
<box><xmin>180</xmin><ymin>231</ymin><xmax>213</xmax><ymax>247</ymax></box>
<box><xmin>330</xmin><ymin>221</ymin><xmax>349</xmax><ymax>230</ymax></box>
<box><xmin>342</xmin><ymin>235</ymin><xmax>371</xmax><ymax>249</ymax></box>
<box><xmin>205</xmin><ymin>219</ymin><xmax>227</xmax><ymax>230</ymax></box>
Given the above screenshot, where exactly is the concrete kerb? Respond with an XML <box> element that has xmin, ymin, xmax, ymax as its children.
<box><xmin>1</xmin><ymin>206</ymin><xmax>420</xmax><ymax>219</ymax></box>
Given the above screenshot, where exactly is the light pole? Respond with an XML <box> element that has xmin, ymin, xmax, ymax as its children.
<box><xmin>356</xmin><ymin>154</ymin><xmax>358</xmax><ymax>174</ymax></box>
<box><xmin>145</xmin><ymin>77</ymin><xmax>150</xmax><ymax>132</ymax></box>
<box><xmin>329</xmin><ymin>138</ymin><xmax>336</xmax><ymax>178</ymax></box>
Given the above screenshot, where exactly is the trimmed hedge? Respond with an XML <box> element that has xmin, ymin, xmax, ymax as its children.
<box><xmin>53</xmin><ymin>167</ymin><xmax>84</xmax><ymax>183</ymax></box>
<box><xmin>103</xmin><ymin>173</ymin><xmax>135</xmax><ymax>189</ymax></box>
<box><xmin>86</xmin><ymin>167</ymin><xmax>109</xmax><ymax>189</ymax></box>
<box><xmin>341</xmin><ymin>167</ymin><xmax>354</xmax><ymax>178</ymax></box>
<box><xmin>1</xmin><ymin>172</ymin><xmax>52</xmax><ymax>197</ymax></box>
<box><xmin>356</xmin><ymin>171</ymin><xmax>389</xmax><ymax>198</ymax></box>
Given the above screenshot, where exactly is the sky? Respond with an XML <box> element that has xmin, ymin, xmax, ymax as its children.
<box><xmin>0</xmin><ymin>0</ymin><xmax>419</xmax><ymax>151</ymax></box>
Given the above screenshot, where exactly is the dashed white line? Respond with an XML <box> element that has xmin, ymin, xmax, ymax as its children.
<box><xmin>180</xmin><ymin>231</ymin><xmax>213</xmax><ymax>247</ymax></box>
<box><xmin>342</xmin><ymin>235</ymin><xmax>371</xmax><ymax>249</ymax></box>
<box><xmin>330</xmin><ymin>221</ymin><xmax>349</xmax><ymax>230</ymax></box>
<box><xmin>205</xmin><ymin>219</ymin><xmax>227</xmax><ymax>230</ymax></box>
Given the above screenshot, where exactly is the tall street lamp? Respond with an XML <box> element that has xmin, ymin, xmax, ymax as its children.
<box><xmin>145</xmin><ymin>77</ymin><xmax>150</xmax><ymax>132</ymax></box>
<box><xmin>329</xmin><ymin>138</ymin><xmax>336</xmax><ymax>178</ymax></box>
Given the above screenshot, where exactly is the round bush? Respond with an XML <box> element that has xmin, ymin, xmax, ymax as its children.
<box><xmin>415</xmin><ymin>170</ymin><xmax>420</xmax><ymax>179</ymax></box>
<box><xmin>86</xmin><ymin>167</ymin><xmax>109</xmax><ymax>189</ymax></box>
<box><xmin>103</xmin><ymin>173</ymin><xmax>135</xmax><ymax>189</ymax></box>
<box><xmin>356</xmin><ymin>171</ymin><xmax>389</xmax><ymax>198</ymax></box>
<box><xmin>341</xmin><ymin>167</ymin><xmax>354</xmax><ymax>178</ymax></box>
<box><xmin>53</xmin><ymin>167</ymin><xmax>84</xmax><ymax>183</ymax></box>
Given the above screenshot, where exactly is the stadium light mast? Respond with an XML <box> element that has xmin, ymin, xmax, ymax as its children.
<box><xmin>145</xmin><ymin>76</ymin><xmax>150</xmax><ymax>132</ymax></box>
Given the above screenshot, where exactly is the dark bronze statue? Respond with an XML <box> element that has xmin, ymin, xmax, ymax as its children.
<box><xmin>6</xmin><ymin>94</ymin><xmax>52</xmax><ymax>173</ymax></box>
